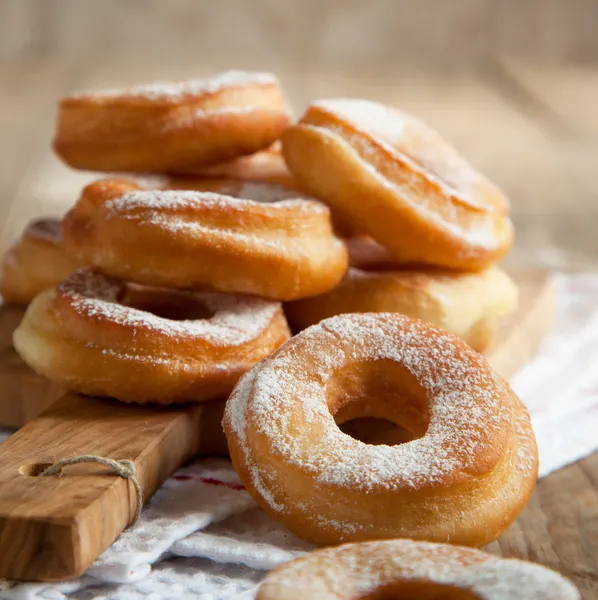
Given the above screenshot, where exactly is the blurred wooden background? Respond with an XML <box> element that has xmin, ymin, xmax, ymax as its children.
<box><xmin>1</xmin><ymin>0</ymin><xmax>597</xmax><ymax>268</ymax></box>
<box><xmin>2</xmin><ymin>0</ymin><xmax>598</xmax><ymax>66</ymax></box>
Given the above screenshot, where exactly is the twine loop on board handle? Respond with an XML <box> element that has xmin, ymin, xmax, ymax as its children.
<box><xmin>41</xmin><ymin>455</ymin><xmax>143</xmax><ymax>523</ymax></box>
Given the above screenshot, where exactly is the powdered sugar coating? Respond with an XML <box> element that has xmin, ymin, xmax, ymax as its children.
<box><xmin>309</xmin><ymin>99</ymin><xmax>510</xmax><ymax>252</ymax></box>
<box><xmin>105</xmin><ymin>188</ymin><xmax>327</xmax><ymax>216</ymax></box>
<box><xmin>169</xmin><ymin>104</ymin><xmax>294</xmax><ymax>135</ymax></box>
<box><xmin>60</xmin><ymin>269</ymin><xmax>280</xmax><ymax>347</ymax></box>
<box><xmin>25</xmin><ymin>218</ymin><xmax>63</xmax><ymax>244</ymax></box>
<box><xmin>260</xmin><ymin>540</ymin><xmax>580</xmax><ymax>600</ymax></box>
<box><xmin>68</xmin><ymin>70</ymin><xmax>278</xmax><ymax>102</ymax></box>
<box><xmin>226</xmin><ymin>313</ymin><xmax>514</xmax><ymax>504</ymax></box>
<box><xmin>314</xmin><ymin>98</ymin><xmax>409</xmax><ymax>149</ymax></box>
<box><xmin>314</xmin><ymin>98</ymin><xmax>497</xmax><ymax>210</ymax></box>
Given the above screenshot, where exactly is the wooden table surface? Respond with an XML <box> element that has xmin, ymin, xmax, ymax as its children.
<box><xmin>0</xmin><ymin>58</ymin><xmax>597</xmax><ymax>597</ymax></box>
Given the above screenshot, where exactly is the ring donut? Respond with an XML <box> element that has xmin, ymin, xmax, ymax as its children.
<box><xmin>14</xmin><ymin>269</ymin><xmax>290</xmax><ymax>404</ymax></box>
<box><xmin>0</xmin><ymin>218</ymin><xmax>83</xmax><ymax>305</ymax></box>
<box><xmin>167</xmin><ymin>159</ymin><xmax>360</xmax><ymax>238</ymax></box>
<box><xmin>54</xmin><ymin>70</ymin><xmax>292</xmax><ymax>173</ymax></box>
<box><xmin>286</xmin><ymin>237</ymin><xmax>519</xmax><ymax>351</ymax></box>
<box><xmin>258</xmin><ymin>539</ymin><xmax>579</xmax><ymax>600</ymax></box>
<box><xmin>63</xmin><ymin>178</ymin><xmax>348</xmax><ymax>301</ymax></box>
<box><xmin>282</xmin><ymin>99</ymin><xmax>513</xmax><ymax>270</ymax></box>
<box><xmin>223</xmin><ymin>313</ymin><xmax>538</xmax><ymax>546</ymax></box>
<box><xmin>171</xmin><ymin>142</ymin><xmax>297</xmax><ymax>188</ymax></box>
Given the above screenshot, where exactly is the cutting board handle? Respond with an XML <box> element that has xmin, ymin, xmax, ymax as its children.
<box><xmin>0</xmin><ymin>393</ymin><xmax>224</xmax><ymax>581</ymax></box>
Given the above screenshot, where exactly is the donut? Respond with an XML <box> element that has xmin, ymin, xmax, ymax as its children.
<box><xmin>223</xmin><ymin>313</ymin><xmax>538</xmax><ymax>546</ymax></box>
<box><xmin>171</xmin><ymin>142</ymin><xmax>297</xmax><ymax>188</ymax></box>
<box><xmin>282</xmin><ymin>98</ymin><xmax>513</xmax><ymax>270</ymax></box>
<box><xmin>13</xmin><ymin>269</ymin><xmax>290</xmax><ymax>404</ymax></box>
<box><xmin>166</xmin><ymin>166</ymin><xmax>359</xmax><ymax>238</ymax></box>
<box><xmin>258</xmin><ymin>539</ymin><xmax>580</xmax><ymax>600</ymax></box>
<box><xmin>286</xmin><ymin>237</ymin><xmax>519</xmax><ymax>351</ymax></box>
<box><xmin>63</xmin><ymin>178</ymin><xmax>348</xmax><ymax>301</ymax></box>
<box><xmin>161</xmin><ymin>174</ymin><xmax>295</xmax><ymax>197</ymax></box>
<box><xmin>54</xmin><ymin>70</ymin><xmax>292</xmax><ymax>173</ymax></box>
<box><xmin>0</xmin><ymin>218</ymin><xmax>83</xmax><ymax>305</ymax></box>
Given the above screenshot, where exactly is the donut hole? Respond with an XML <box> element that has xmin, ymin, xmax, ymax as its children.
<box><xmin>360</xmin><ymin>581</ymin><xmax>481</xmax><ymax>599</ymax></box>
<box><xmin>328</xmin><ymin>359</ymin><xmax>430</xmax><ymax>445</ymax></box>
<box><xmin>339</xmin><ymin>417</ymin><xmax>416</xmax><ymax>446</ymax></box>
<box><xmin>123</xmin><ymin>287</ymin><xmax>215</xmax><ymax>321</ymax></box>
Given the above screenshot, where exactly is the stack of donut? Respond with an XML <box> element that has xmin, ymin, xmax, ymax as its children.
<box><xmin>282</xmin><ymin>98</ymin><xmax>518</xmax><ymax>350</ymax></box>
<box><xmin>0</xmin><ymin>70</ymin><xmax>574</xmax><ymax>596</ymax></box>
<box><xmin>4</xmin><ymin>71</ymin><xmax>321</xmax><ymax>405</ymax></box>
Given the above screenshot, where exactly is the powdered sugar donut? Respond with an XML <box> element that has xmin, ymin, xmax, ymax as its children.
<box><xmin>0</xmin><ymin>218</ymin><xmax>84</xmax><ymax>305</ymax></box>
<box><xmin>54</xmin><ymin>70</ymin><xmax>292</xmax><ymax>173</ymax></box>
<box><xmin>258</xmin><ymin>539</ymin><xmax>579</xmax><ymax>600</ymax></box>
<box><xmin>223</xmin><ymin>313</ymin><xmax>538</xmax><ymax>546</ymax></box>
<box><xmin>282</xmin><ymin>99</ymin><xmax>513</xmax><ymax>270</ymax></box>
<box><xmin>165</xmin><ymin>169</ymin><xmax>358</xmax><ymax>238</ymax></box>
<box><xmin>14</xmin><ymin>269</ymin><xmax>290</xmax><ymax>404</ymax></box>
<box><xmin>172</xmin><ymin>142</ymin><xmax>297</xmax><ymax>188</ymax></box>
<box><xmin>63</xmin><ymin>178</ymin><xmax>348</xmax><ymax>301</ymax></box>
<box><xmin>286</xmin><ymin>237</ymin><xmax>519</xmax><ymax>351</ymax></box>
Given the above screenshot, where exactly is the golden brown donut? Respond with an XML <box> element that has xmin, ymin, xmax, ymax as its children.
<box><xmin>13</xmin><ymin>269</ymin><xmax>290</xmax><ymax>404</ymax></box>
<box><xmin>258</xmin><ymin>539</ymin><xmax>580</xmax><ymax>600</ymax></box>
<box><xmin>224</xmin><ymin>313</ymin><xmax>538</xmax><ymax>547</ymax></box>
<box><xmin>0</xmin><ymin>218</ymin><xmax>83</xmax><ymax>305</ymax></box>
<box><xmin>165</xmin><ymin>166</ymin><xmax>359</xmax><ymax>238</ymax></box>
<box><xmin>164</xmin><ymin>141</ymin><xmax>360</xmax><ymax>237</ymax></box>
<box><xmin>161</xmin><ymin>174</ymin><xmax>294</xmax><ymax>196</ymax></box>
<box><xmin>286</xmin><ymin>237</ymin><xmax>519</xmax><ymax>351</ymax></box>
<box><xmin>282</xmin><ymin>99</ymin><xmax>513</xmax><ymax>270</ymax></box>
<box><xmin>63</xmin><ymin>178</ymin><xmax>348</xmax><ymax>301</ymax></box>
<box><xmin>171</xmin><ymin>142</ymin><xmax>297</xmax><ymax>188</ymax></box>
<box><xmin>0</xmin><ymin>299</ymin><xmax>230</xmax><ymax>452</ymax></box>
<box><xmin>54</xmin><ymin>70</ymin><xmax>292</xmax><ymax>173</ymax></box>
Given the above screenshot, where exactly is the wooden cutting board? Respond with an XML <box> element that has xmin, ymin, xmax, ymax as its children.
<box><xmin>0</xmin><ymin>309</ymin><xmax>229</xmax><ymax>581</ymax></box>
<box><xmin>0</xmin><ymin>305</ymin><xmax>65</xmax><ymax>428</ymax></box>
<box><xmin>0</xmin><ymin>268</ymin><xmax>555</xmax><ymax>582</ymax></box>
